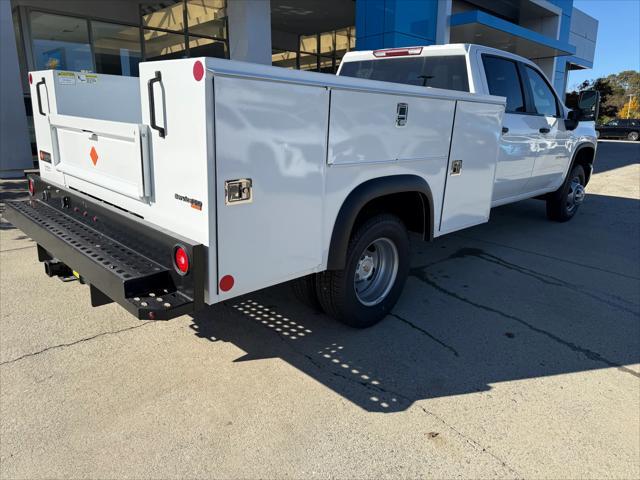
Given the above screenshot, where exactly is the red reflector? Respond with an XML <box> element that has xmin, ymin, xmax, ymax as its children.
<box><xmin>373</xmin><ymin>46</ymin><xmax>423</xmax><ymax>58</ymax></box>
<box><xmin>193</xmin><ymin>60</ymin><xmax>204</xmax><ymax>81</ymax></box>
<box><xmin>174</xmin><ymin>246</ymin><xmax>190</xmax><ymax>274</ymax></box>
<box><xmin>219</xmin><ymin>275</ymin><xmax>234</xmax><ymax>292</ymax></box>
<box><xmin>29</xmin><ymin>73</ymin><xmax>33</xmax><ymax>85</ymax></box>
<box><xmin>28</xmin><ymin>179</ymin><xmax>35</xmax><ymax>196</ymax></box>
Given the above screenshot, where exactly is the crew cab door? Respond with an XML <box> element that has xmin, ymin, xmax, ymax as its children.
<box><xmin>519</xmin><ymin>64</ymin><xmax>569</xmax><ymax>192</ymax></box>
<box><xmin>481</xmin><ymin>55</ymin><xmax>537</xmax><ymax>203</ymax></box>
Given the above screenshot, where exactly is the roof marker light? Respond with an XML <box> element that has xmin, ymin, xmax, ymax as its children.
<box><xmin>373</xmin><ymin>47</ymin><xmax>423</xmax><ymax>58</ymax></box>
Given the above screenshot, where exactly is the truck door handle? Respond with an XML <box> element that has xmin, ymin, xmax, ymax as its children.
<box><xmin>147</xmin><ymin>71</ymin><xmax>166</xmax><ymax>138</ymax></box>
<box><xmin>35</xmin><ymin>78</ymin><xmax>47</xmax><ymax>116</ymax></box>
<box><xmin>539</xmin><ymin>127</ymin><xmax>550</xmax><ymax>134</ymax></box>
<box><xmin>501</xmin><ymin>127</ymin><xmax>509</xmax><ymax>134</ymax></box>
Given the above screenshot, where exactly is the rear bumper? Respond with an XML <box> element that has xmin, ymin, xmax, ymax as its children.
<box><xmin>4</xmin><ymin>176</ymin><xmax>205</xmax><ymax>320</ymax></box>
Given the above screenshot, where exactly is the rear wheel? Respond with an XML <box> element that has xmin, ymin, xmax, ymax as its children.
<box><xmin>316</xmin><ymin>214</ymin><xmax>409</xmax><ymax>328</ymax></box>
<box><xmin>627</xmin><ymin>131</ymin><xmax>639</xmax><ymax>141</ymax></box>
<box><xmin>291</xmin><ymin>274</ymin><xmax>322</xmax><ymax>311</ymax></box>
<box><xmin>546</xmin><ymin>164</ymin><xmax>586</xmax><ymax>222</ymax></box>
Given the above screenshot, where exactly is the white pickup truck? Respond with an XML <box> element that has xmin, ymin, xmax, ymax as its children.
<box><xmin>6</xmin><ymin>44</ymin><xmax>598</xmax><ymax>328</ymax></box>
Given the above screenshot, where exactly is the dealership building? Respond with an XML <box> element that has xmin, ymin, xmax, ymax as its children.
<box><xmin>1</xmin><ymin>0</ymin><xmax>597</xmax><ymax>177</ymax></box>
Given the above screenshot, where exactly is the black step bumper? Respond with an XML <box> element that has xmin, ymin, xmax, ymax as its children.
<box><xmin>4</xmin><ymin>176</ymin><xmax>205</xmax><ymax>320</ymax></box>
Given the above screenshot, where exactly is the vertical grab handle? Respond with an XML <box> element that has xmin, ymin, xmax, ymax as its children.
<box><xmin>147</xmin><ymin>71</ymin><xmax>166</xmax><ymax>138</ymax></box>
<box><xmin>35</xmin><ymin>79</ymin><xmax>47</xmax><ymax>116</ymax></box>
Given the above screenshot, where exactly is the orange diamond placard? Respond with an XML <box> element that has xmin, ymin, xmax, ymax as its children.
<box><xmin>89</xmin><ymin>146</ymin><xmax>99</xmax><ymax>166</ymax></box>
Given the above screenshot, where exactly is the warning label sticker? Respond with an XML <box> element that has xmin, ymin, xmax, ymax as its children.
<box><xmin>57</xmin><ymin>71</ymin><xmax>76</xmax><ymax>85</ymax></box>
<box><xmin>78</xmin><ymin>73</ymin><xmax>98</xmax><ymax>84</ymax></box>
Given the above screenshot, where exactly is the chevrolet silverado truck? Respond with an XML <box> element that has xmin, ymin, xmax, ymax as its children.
<box><xmin>5</xmin><ymin>44</ymin><xmax>599</xmax><ymax>328</ymax></box>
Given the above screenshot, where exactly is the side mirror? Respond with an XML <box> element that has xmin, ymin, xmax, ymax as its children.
<box><xmin>578</xmin><ymin>90</ymin><xmax>600</xmax><ymax>122</ymax></box>
<box><xmin>565</xmin><ymin>109</ymin><xmax>580</xmax><ymax>131</ymax></box>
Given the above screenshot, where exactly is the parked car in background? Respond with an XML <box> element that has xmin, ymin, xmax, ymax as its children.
<box><xmin>596</xmin><ymin>119</ymin><xmax>640</xmax><ymax>141</ymax></box>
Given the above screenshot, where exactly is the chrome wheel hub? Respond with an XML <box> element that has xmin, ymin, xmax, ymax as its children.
<box><xmin>354</xmin><ymin>237</ymin><xmax>399</xmax><ymax>307</ymax></box>
<box><xmin>566</xmin><ymin>176</ymin><xmax>585</xmax><ymax>213</ymax></box>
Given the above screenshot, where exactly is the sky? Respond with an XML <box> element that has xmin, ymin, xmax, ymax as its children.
<box><xmin>566</xmin><ymin>0</ymin><xmax>640</xmax><ymax>90</ymax></box>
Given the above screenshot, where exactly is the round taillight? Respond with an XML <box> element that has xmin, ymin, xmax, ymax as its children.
<box><xmin>28</xmin><ymin>178</ymin><xmax>35</xmax><ymax>196</ymax></box>
<box><xmin>219</xmin><ymin>274</ymin><xmax>234</xmax><ymax>292</ymax></box>
<box><xmin>174</xmin><ymin>246</ymin><xmax>190</xmax><ymax>275</ymax></box>
<box><xmin>193</xmin><ymin>60</ymin><xmax>204</xmax><ymax>81</ymax></box>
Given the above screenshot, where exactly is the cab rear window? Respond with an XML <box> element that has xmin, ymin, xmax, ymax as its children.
<box><xmin>339</xmin><ymin>55</ymin><xmax>469</xmax><ymax>92</ymax></box>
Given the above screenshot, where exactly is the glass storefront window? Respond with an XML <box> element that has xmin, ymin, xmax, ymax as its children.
<box><xmin>274</xmin><ymin>27</ymin><xmax>355</xmax><ymax>73</ymax></box>
<box><xmin>335</xmin><ymin>26</ymin><xmax>356</xmax><ymax>69</ymax></box>
<box><xmin>30</xmin><ymin>12</ymin><xmax>93</xmax><ymax>71</ymax></box>
<box><xmin>320</xmin><ymin>31</ymin><xmax>334</xmax><ymax>55</ymax></box>
<box><xmin>299</xmin><ymin>34</ymin><xmax>318</xmax><ymax>55</ymax></box>
<box><xmin>142</xmin><ymin>1</ymin><xmax>228</xmax><ymax>61</ymax></box>
<box><xmin>187</xmin><ymin>36</ymin><xmax>227</xmax><ymax>58</ymax></box>
<box><xmin>318</xmin><ymin>56</ymin><xmax>334</xmax><ymax>73</ymax></box>
<box><xmin>92</xmin><ymin>22</ymin><xmax>141</xmax><ymax>76</ymax></box>
<box><xmin>186</xmin><ymin>0</ymin><xmax>227</xmax><ymax>39</ymax></box>
<box><xmin>141</xmin><ymin>1</ymin><xmax>185</xmax><ymax>32</ymax></box>
<box><xmin>144</xmin><ymin>29</ymin><xmax>187</xmax><ymax>60</ymax></box>
<box><xmin>272</xmin><ymin>49</ymin><xmax>297</xmax><ymax>69</ymax></box>
<box><xmin>298</xmin><ymin>52</ymin><xmax>318</xmax><ymax>71</ymax></box>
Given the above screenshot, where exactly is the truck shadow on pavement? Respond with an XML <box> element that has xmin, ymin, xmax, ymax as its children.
<box><xmin>189</xmin><ymin>193</ymin><xmax>640</xmax><ymax>413</ymax></box>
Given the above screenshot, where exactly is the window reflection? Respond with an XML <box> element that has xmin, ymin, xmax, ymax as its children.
<box><xmin>141</xmin><ymin>0</ymin><xmax>185</xmax><ymax>32</ymax></box>
<box><xmin>186</xmin><ymin>0</ymin><xmax>227</xmax><ymax>38</ymax></box>
<box><xmin>144</xmin><ymin>30</ymin><xmax>187</xmax><ymax>60</ymax></box>
<box><xmin>92</xmin><ymin>22</ymin><xmax>141</xmax><ymax>76</ymax></box>
<box><xmin>30</xmin><ymin>12</ymin><xmax>93</xmax><ymax>71</ymax></box>
<box><xmin>274</xmin><ymin>27</ymin><xmax>355</xmax><ymax>73</ymax></box>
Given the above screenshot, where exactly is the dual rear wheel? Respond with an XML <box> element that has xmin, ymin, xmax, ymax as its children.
<box><xmin>292</xmin><ymin>214</ymin><xmax>409</xmax><ymax>328</ymax></box>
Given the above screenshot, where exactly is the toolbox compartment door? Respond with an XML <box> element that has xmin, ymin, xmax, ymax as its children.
<box><xmin>439</xmin><ymin>100</ymin><xmax>504</xmax><ymax>234</ymax></box>
<box><xmin>50</xmin><ymin>113</ymin><xmax>150</xmax><ymax>201</ymax></box>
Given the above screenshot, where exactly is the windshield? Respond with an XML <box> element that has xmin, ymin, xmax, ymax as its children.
<box><xmin>339</xmin><ymin>55</ymin><xmax>469</xmax><ymax>92</ymax></box>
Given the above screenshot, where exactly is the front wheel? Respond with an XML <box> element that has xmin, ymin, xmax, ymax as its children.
<box><xmin>546</xmin><ymin>164</ymin><xmax>586</xmax><ymax>222</ymax></box>
<box><xmin>627</xmin><ymin>131</ymin><xmax>639</xmax><ymax>141</ymax></box>
<box><xmin>316</xmin><ymin>214</ymin><xmax>410</xmax><ymax>328</ymax></box>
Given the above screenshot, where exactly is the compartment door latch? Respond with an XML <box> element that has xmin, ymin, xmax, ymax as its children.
<box><xmin>225</xmin><ymin>178</ymin><xmax>253</xmax><ymax>205</ymax></box>
<box><xmin>450</xmin><ymin>160</ymin><xmax>463</xmax><ymax>175</ymax></box>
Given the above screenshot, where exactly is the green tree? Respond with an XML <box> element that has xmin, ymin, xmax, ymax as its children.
<box><xmin>566</xmin><ymin>70</ymin><xmax>640</xmax><ymax>123</ymax></box>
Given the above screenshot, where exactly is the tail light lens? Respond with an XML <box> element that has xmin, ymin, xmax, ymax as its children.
<box><xmin>174</xmin><ymin>246</ymin><xmax>190</xmax><ymax>275</ymax></box>
<box><xmin>28</xmin><ymin>178</ymin><xmax>35</xmax><ymax>196</ymax></box>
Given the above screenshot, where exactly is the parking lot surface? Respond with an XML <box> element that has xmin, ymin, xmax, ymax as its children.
<box><xmin>1</xmin><ymin>140</ymin><xmax>639</xmax><ymax>479</ymax></box>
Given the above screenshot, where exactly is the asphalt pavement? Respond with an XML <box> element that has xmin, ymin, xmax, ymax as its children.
<box><xmin>1</xmin><ymin>140</ymin><xmax>638</xmax><ymax>479</ymax></box>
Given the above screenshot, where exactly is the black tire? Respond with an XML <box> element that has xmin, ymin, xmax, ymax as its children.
<box><xmin>291</xmin><ymin>274</ymin><xmax>323</xmax><ymax>311</ymax></box>
<box><xmin>546</xmin><ymin>164</ymin><xmax>586</xmax><ymax>222</ymax></box>
<box><xmin>316</xmin><ymin>214</ymin><xmax>410</xmax><ymax>328</ymax></box>
<box><xmin>627</xmin><ymin>131</ymin><xmax>639</xmax><ymax>141</ymax></box>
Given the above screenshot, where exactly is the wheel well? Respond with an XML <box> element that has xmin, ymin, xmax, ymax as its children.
<box><xmin>573</xmin><ymin>145</ymin><xmax>595</xmax><ymax>185</ymax></box>
<box><xmin>326</xmin><ymin>175</ymin><xmax>434</xmax><ymax>270</ymax></box>
<box><xmin>353</xmin><ymin>191</ymin><xmax>428</xmax><ymax>238</ymax></box>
